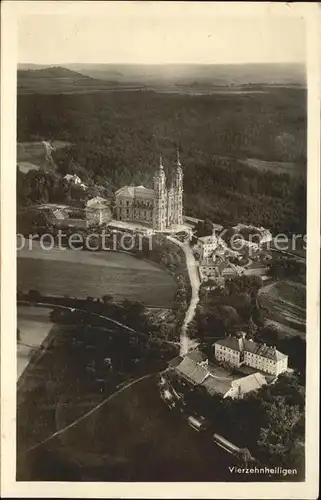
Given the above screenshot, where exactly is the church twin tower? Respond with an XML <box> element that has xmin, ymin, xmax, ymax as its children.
<box><xmin>153</xmin><ymin>150</ymin><xmax>184</xmax><ymax>231</ymax></box>
<box><xmin>114</xmin><ymin>149</ymin><xmax>184</xmax><ymax>231</ymax></box>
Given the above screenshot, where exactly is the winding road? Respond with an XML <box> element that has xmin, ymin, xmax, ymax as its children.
<box><xmin>167</xmin><ymin>236</ymin><xmax>200</xmax><ymax>355</ymax></box>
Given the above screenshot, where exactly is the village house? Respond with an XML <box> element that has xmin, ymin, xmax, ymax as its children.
<box><xmin>86</xmin><ymin>196</ymin><xmax>112</xmax><ymax>227</ymax></box>
<box><xmin>64</xmin><ymin>174</ymin><xmax>87</xmax><ymax>189</ymax></box>
<box><xmin>195</xmin><ymin>234</ymin><xmax>218</xmax><ymax>261</ymax></box>
<box><xmin>198</xmin><ymin>257</ymin><xmax>243</xmax><ymax>283</ymax></box>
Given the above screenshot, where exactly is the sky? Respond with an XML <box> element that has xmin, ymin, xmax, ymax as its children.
<box><xmin>18</xmin><ymin>3</ymin><xmax>306</xmax><ymax>65</ymax></box>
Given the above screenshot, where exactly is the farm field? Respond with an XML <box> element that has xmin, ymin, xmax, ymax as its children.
<box><xmin>258</xmin><ymin>280</ymin><xmax>306</xmax><ymax>337</ymax></box>
<box><xmin>209</xmin><ymin>155</ymin><xmax>302</xmax><ymax>178</ymax></box>
<box><xmin>239</xmin><ymin>157</ymin><xmax>300</xmax><ymax>176</ymax></box>
<box><xmin>17</xmin><ymin>242</ymin><xmax>177</xmax><ymax>307</ymax></box>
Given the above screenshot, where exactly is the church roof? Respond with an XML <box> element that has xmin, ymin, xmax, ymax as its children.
<box><xmin>115</xmin><ymin>185</ymin><xmax>154</xmax><ymax>199</ymax></box>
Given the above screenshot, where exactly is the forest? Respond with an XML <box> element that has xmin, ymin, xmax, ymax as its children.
<box><xmin>17</xmin><ymin>88</ymin><xmax>306</xmax><ymax>234</ymax></box>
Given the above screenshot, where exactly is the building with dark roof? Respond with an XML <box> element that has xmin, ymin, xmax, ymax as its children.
<box><xmin>171</xmin><ymin>349</ymin><xmax>269</xmax><ymax>399</ymax></box>
<box><xmin>201</xmin><ymin>372</ymin><xmax>267</xmax><ymax>399</ymax></box>
<box><xmin>175</xmin><ymin>356</ymin><xmax>209</xmax><ymax>385</ymax></box>
<box><xmin>214</xmin><ymin>335</ymin><xmax>288</xmax><ymax>376</ymax></box>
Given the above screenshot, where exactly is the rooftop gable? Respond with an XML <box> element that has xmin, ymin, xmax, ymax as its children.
<box><xmin>86</xmin><ymin>195</ymin><xmax>109</xmax><ymax>206</ymax></box>
<box><xmin>175</xmin><ymin>357</ymin><xmax>209</xmax><ymax>385</ymax></box>
<box><xmin>230</xmin><ymin>372</ymin><xmax>267</xmax><ymax>395</ymax></box>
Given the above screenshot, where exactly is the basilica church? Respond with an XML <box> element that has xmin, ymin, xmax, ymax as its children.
<box><xmin>115</xmin><ymin>150</ymin><xmax>184</xmax><ymax>231</ymax></box>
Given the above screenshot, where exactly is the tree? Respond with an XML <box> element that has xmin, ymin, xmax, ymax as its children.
<box><xmin>256</xmin><ymin>324</ymin><xmax>280</xmax><ymax>346</ymax></box>
<box><xmin>222</xmin><ymin>226</ymin><xmax>236</xmax><ymax>247</ymax></box>
<box><xmin>257</xmin><ymin>397</ymin><xmax>301</xmax><ymax>466</ymax></box>
<box><xmin>246</xmin><ymin>317</ymin><xmax>258</xmax><ymax>339</ymax></box>
<box><xmin>120</xmin><ymin>300</ymin><xmax>147</xmax><ymax>330</ymax></box>
<box><xmin>28</xmin><ymin>289</ymin><xmax>41</xmax><ymax>302</ymax></box>
<box><xmin>271</xmin><ymin>374</ymin><xmax>305</xmax><ymax>409</ymax></box>
<box><xmin>279</xmin><ymin>335</ymin><xmax>306</xmax><ymax>378</ymax></box>
<box><xmin>195</xmin><ymin>218</ymin><xmax>214</xmax><ymax>238</ymax></box>
<box><xmin>102</xmin><ymin>294</ymin><xmax>113</xmax><ymax>307</ymax></box>
<box><xmin>287</xmin><ymin>440</ymin><xmax>305</xmax><ymax>474</ymax></box>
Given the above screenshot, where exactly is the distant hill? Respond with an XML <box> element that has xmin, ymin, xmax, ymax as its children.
<box><xmin>17</xmin><ymin>66</ymin><xmax>122</xmax><ymax>94</ymax></box>
<box><xmin>17</xmin><ymin>63</ymin><xmax>306</xmax><ymax>94</ymax></box>
<box><xmin>18</xmin><ymin>66</ymin><xmax>90</xmax><ymax>79</ymax></box>
<box><xmin>64</xmin><ymin>63</ymin><xmax>306</xmax><ymax>87</ymax></box>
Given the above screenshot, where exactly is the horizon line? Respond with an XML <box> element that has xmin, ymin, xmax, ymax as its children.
<box><xmin>18</xmin><ymin>61</ymin><xmax>305</xmax><ymax>66</ymax></box>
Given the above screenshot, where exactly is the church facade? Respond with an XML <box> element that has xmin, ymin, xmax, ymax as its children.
<box><xmin>115</xmin><ymin>151</ymin><xmax>184</xmax><ymax>231</ymax></box>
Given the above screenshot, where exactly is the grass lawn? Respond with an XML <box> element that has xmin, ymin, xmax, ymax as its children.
<box><xmin>17</xmin><ymin>242</ymin><xmax>177</xmax><ymax>307</ymax></box>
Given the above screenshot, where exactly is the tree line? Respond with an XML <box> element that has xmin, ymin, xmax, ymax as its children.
<box><xmin>17</xmin><ymin>89</ymin><xmax>306</xmax><ymax>235</ymax></box>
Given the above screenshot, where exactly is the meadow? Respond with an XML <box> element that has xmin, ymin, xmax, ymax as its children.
<box><xmin>17</xmin><ymin>244</ymin><xmax>177</xmax><ymax>308</ymax></box>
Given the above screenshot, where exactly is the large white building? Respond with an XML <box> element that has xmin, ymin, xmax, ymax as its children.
<box><xmin>115</xmin><ymin>151</ymin><xmax>183</xmax><ymax>231</ymax></box>
<box><xmin>214</xmin><ymin>336</ymin><xmax>288</xmax><ymax>376</ymax></box>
